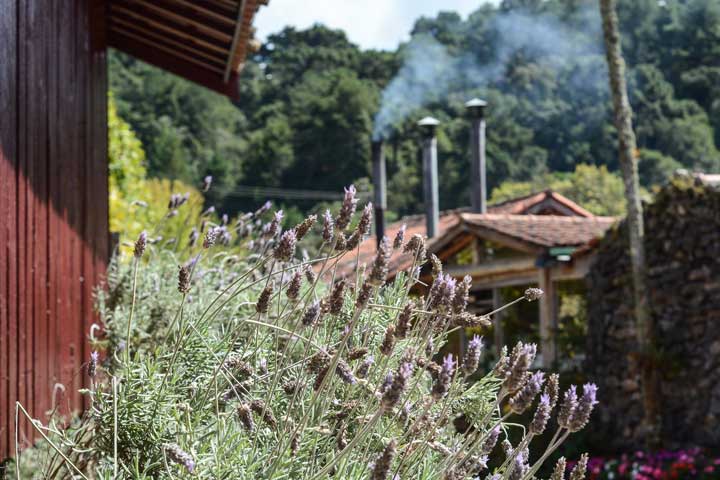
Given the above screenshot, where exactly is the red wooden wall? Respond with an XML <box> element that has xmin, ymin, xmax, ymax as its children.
<box><xmin>0</xmin><ymin>0</ymin><xmax>108</xmax><ymax>459</ymax></box>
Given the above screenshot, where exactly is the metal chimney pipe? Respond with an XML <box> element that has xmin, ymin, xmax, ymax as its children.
<box><xmin>371</xmin><ymin>139</ymin><xmax>387</xmax><ymax>246</ymax></box>
<box><xmin>418</xmin><ymin>116</ymin><xmax>440</xmax><ymax>238</ymax></box>
<box><xmin>466</xmin><ymin>98</ymin><xmax>488</xmax><ymax>213</ymax></box>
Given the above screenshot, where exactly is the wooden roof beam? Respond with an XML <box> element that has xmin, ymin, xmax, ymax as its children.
<box><xmin>110</xmin><ymin>3</ymin><xmax>231</xmax><ymax>52</ymax></box>
<box><xmin>109</xmin><ymin>33</ymin><xmax>239</xmax><ymax>100</ymax></box>
<box><xmin>110</xmin><ymin>18</ymin><xmax>227</xmax><ymax>65</ymax></box>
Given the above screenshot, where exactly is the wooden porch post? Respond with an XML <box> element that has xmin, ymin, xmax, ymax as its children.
<box><xmin>538</xmin><ymin>268</ymin><xmax>557</xmax><ymax>368</ymax></box>
<box><xmin>492</xmin><ymin>288</ymin><xmax>505</xmax><ymax>358</ymax></box>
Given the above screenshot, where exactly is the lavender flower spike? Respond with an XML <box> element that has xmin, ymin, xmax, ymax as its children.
<box><xmin>509</xmin><ymin>371</ymin><xmax>545</xmax><ymax>414</ymax></box>
<box><xmin>163</xmin><ymin>443</ymin><xmax>195</xmax><ymax>473</ymax></box>
<box><xmin>529</xmin><ymin>393</ymin><xmax>552</xmax><ymax>435</ymax></box>
<box><xmin>462</xmin><ymin>335</ymin><xmax>483</xmax><ymax>375</ymax></box>
<box><xmin>202</xmin><ymin>175</ymin><xmax>212</xmax><ymax>192</ymax></box>
<box><xmin>335</xmin><ymin>185</ymin><xmax>358</xmax><ymax>231</ymax></box>
<box><xmin>381</xmin><ymin>363</ymin><xmax>413</xmax><ymax>411</ymax></box>
<box><xmin>550</xmin><ymin>457</ymin><xmax>567</xmax><ymax>480</ymax></box>
<box><xmin>569</xmin><ymin>453</ymin><xmax>589</xmax><ymax>480</ymax></box>
<box><xmin>431</xmin><ymin>354</ymin><xmax>455</xmax><ymax>400</ymax></box>
<box><xmin>557</xmin><ymin>385</ymin><xmax>579</xmax><ymax>429</ymax></box>
<box><xmin>568</xmin><ymin>383</ymin><xmax>598</xmax><ymax>432</ymax></box>
<box><xmin>393</xmin><ymin>224</ymin><xmax>406</xmax><ymax>249</ymax></box>
<box><xmin>322</xmin><ymin>209</ymin><xmax>334</xmax><ymax>242</ymax></box>
<box><xmin>273</xmin><ymin>229</ymin><xmax>297</xmax><ymax>262</ymax></box>
<box><xmin>480</xmin><ymin>426</ymin><xmax>501</xmax><ymax>455</ymax></box>
<box><xmin>371</xmin><ymin>439</ymin><xmax>397</xmax><ymax>480</ymax></box>
<box><xmin>133</xmin><ymin>231</ymin><xmax>147</xmax><ymax>258</ymax></box>
<box><xmin>88</xmin><ymin>351</ymin><xmax>99</xmax><ymax>378</ymax></box>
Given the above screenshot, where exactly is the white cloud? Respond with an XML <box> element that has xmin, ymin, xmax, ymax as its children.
<box><xmin>253</xmin><ymin>0</ymin><xmax>496</xmax><ymax>51</ymax></box>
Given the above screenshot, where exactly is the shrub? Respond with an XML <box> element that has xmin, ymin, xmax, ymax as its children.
<box><xmin>11</xmin><ymin>184</ymin><xmax>596</xmax><ymax>479</ymax></box>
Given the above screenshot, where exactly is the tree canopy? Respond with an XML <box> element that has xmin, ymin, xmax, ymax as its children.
<box><xmin>109</xmin><ymin>0</ymin><xmax>720</xmax><ymax>219</ymax></box>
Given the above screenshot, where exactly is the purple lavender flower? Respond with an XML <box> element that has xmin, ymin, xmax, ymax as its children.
<box><xmin>431</xmin><ymin>354</ymin><xmax>455</xmax><ymax>400</ymax></box>
<box><xmin>569</xmin><ymin>453</ymin><xmax>588</xmax><ymax>480</ymax></box>
<box><xmin>395</xmin><ymin>301</ymin><xmax>414</xmax><ymax>339</ymax></box>
<box><xmin>202</xmin><ymin>175</ymin><xmax>212</xmax><ymax>192</ymax></box>
<box><xmin>530</xmin><ymin>393</ymin><xmax>552</xmax><ymax>435</ymax></box>
<box><xmin>381</xmin><ymin>363</ymin><xmax>413</xmax><ymax>411</ymax></box>
<box><xmin>545</xmin><ymin>373</ymin><xmax>560</xmax><ymax>408</ymax></box>
<box><xmin>462</xmin><ymin>335</ymin><xmax>483</xmax><ymax>375</ymax></box>
<box><xmin>322</xmin><ymin>209</ymin><xmax>334</xmax><ymax>242</ymax></box>
<box><xmin>254</xmin><ymin>200</ymin><xmax>272</xmax><ymax>217</ymax></box>
<box><xmin>264</xmin><ymin>210</ymin><xmax>283</xmax><ymax>239</ymax></box>
<box><xmin>369</xmin><ymin>237</ymin><xmax>390</xmax><ymax>286</ymax></box>
<box><xmin>393</xmin><ymin>224</ymin><xmax>406</xmax><ymax>250</ymax></box>
<box><xmin>335</xmin><ymin>185</ymin><xmax>358</xmax><ymax>231</ymax></box>
<box><xmin>379</xmin><ymin>325</ymin><xmax>396</xmax><ymax>356</ymax></box>
<box><xmin>503</xmin><ymin>342</ymin><xmax>537</xmax><ymax>393</ymax></box>
<box><xmin>273</xmin><ymin>229</ymin><xmax>297</xmax><ymax>262</ymax></box>
<box><xmin>509</xmin><ymin>371</ymin><xmax>545</xmax><ymax>414</ymax></box>
<box><xmin>371</xmin><ymin>439</ymin><xmax>397</xmax><ymax>480</ymax></box>
<box><xmin>328</xmin><ymin>280</ymin><xmax>346</xmax><ymax>315</ymax></box>
<box><xmin>88</xmin><ymin>351</ymin><xmax>99</xmax><ymax>378</ymax></box>
<box><xmin>403</xmin><ymin>233</ymin><xmax>426</xmax><ymax>259</ymax></box>
<box><xmin>480</xmin><ymin>426</ymin><xmax>500</xmax><ymax>455</ymax></box>
<box><xmin>203</xmin><ymin>227</ymin><xmax>219</xmax><ymax>249</ymax></box>
<box><xmin>286</xmin><ymin>270</ymin><xmax>302</xmax><ymax>301</ymax></box>
<box><xmin>558</xmin><ymin>385</ymin><xmax>579</xmax><ymax>429</ymax></box>
<box><xmin>428</xmin><ymin>273</ymin><xmax>457</xmax><ymax>312</ymax></box>
<box><xmin>294</xmin><ymin>215</ymin><xmax>317</xmax><ymax>240</ymax></box>
<box><xmin>358</xmin><ymin>203</ymin><xmax>373</xmax><ymax>236</ymax></box>
<box><xmin>255</xmin><ymin>284</ymin><xmax>274</xmax><ymax>314</ymax></box>
<box><xmin>357</xmin><ymin>355</ymin><xmax>374</xmax><ymax>379</ymax></box>
<box><xmin>178</xmin><ymin>264</ymin><xmax>192</xmax><ymax>294</ymax></box>
<box><xmin>236</xmin><ymin>403</ymin><xmax>255</xmax><ymax>432</ymax></box>
<box><xmin>133</xmin><ymin>231</ymin><xmax>147</xmax><ymax>258</ymax></box>
<box><xmin>221</xmin><ymin>213</ymin><xmax>229</xmax><ymax>226</ymax></box>
<box><xmin>301</xmin><ymin>301</ymin><xmax>321</xmax><ymax>327</ymax></box>
<box><xmin>524</xmin><ymin>287</ymin><xmax>544</xmax><ymax>301</ymax></box>
<box><xmin>355</xmin><ymin>281</ymin><xmax>373</xmax><ymax>309</ymax></box>
<box><xmin>452</xmin><ymin>275</ymin><xmax>472</xmax><ymax>315</ymax></box>
<box><xmin>568</xmin><ymin>383</ymin><xmax>598</xmax><ymax>432</ymax></box>
<box><xmin>201</xmin><ymin>206</ymin><xmax>216</xmax><ymax>217</ymax></box>
<box><xmin>163</xmin><ymin>443</ymin><xmax>195</xmax><ymax>473</ymax></box>
<box><xmin>550</xmin><ymin>457</ymin><xmax>566</xmax><ymax>480</ymax></box>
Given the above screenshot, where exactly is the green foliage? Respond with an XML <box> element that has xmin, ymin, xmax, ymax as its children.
<box><xmin>490</xmin><ymin>164</ymin><xmax>635</xmax><ymax>216</ymax></box>
<box><xmin>108</xmin><ymin>94</ymin><xmax>205</xmax><ymax>257</ymax></box>
<box><xmin>109</xmin><ymin>1</ymin><xmax>720</xmax><ymax>219</ymax></box>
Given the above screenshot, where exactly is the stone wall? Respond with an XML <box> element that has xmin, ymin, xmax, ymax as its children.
<box><xmin>586</xmin><ymin>176</ymin><xmax>720</xmax><ymax>449</ymax></box>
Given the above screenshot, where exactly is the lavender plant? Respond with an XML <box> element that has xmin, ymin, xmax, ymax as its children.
<box><xmin>11</xmin><ymin>184</ymin><xmax>597</xmax><ymax>480</ymax></box>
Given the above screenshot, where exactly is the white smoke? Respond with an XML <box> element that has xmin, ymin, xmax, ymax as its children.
<box><xmin>372</xmin><ymin>8</ymin><xmax>603</xmax><ymax>140</ymax></box>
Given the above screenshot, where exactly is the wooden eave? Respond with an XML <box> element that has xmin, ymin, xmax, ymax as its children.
<box><xmin>107</xmin><ymin>0</ymin><xmax>266</xmax><ymax>100</ymax></box>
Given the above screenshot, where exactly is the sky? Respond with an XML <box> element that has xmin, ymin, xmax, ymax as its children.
<box><xmin>253</xmin><ymin>0</ymin><xmax>498</xmax><ymax>51</ymax></box>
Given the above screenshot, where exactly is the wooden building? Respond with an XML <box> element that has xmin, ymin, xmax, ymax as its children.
<box><xmin>0</xmin><ymin>0</ymin><xmax>266</xmax><ymax>459</ymax></box>
<box><xmin>336</xmin><ymin>190</ymin><xmax>617</xmax><ymax>368</ymax></box>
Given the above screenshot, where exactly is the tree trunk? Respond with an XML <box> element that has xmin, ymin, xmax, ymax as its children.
<box><xmin>599</xmin><ymin>0</ymin><xmax>660</xmax><ymax>447</ymax></box>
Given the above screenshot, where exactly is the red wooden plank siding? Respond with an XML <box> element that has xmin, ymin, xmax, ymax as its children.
<box><xmin>0</xmin><ymin>0</ymin><xmax>18</xmax><ymax>455</ymax></box>
<box><xmin>0</xmin><ymin>0</ymin><xmax>108</xmax><ymax>459</ymax></box>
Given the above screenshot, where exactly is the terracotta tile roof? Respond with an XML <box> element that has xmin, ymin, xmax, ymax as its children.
<box><xmin>490</xmin><ymin>190</ymin><xmax>594</xmax><ymax>217</ymax></box>
<box><xmin>460</xmin><ymin>213</ymin><xmax>617</xmax><ymax>248</ymax></box>
<box><xmin>331</xmin><ymin>191</ymin><xmax>612</xmax><ymax>280</ymax></box>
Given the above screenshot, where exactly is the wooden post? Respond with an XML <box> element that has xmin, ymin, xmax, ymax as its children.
<box><xmin>538</xmin><ymin>268</ymin><xmax>557</xmax><ymax>369</ymax></box>
<box><xmin>492</xmin><ymin>288</ymin><xmax>505</xmax><ymax>358</ymax></box>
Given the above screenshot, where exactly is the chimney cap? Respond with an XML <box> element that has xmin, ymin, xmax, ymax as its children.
<box><xmin>418</xmin><ymin>116</ymin><xmax>440</xmax><ymax>137</ymax></box>
<box><xmin>465</xmin><ymin>98</ymin><xmax>488</xmax><ymax>118</ymax></box>
<box><xmin>417</xmin><ymin>116</ymin><xmax>440</xmax><ymax>127</ymax></box>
